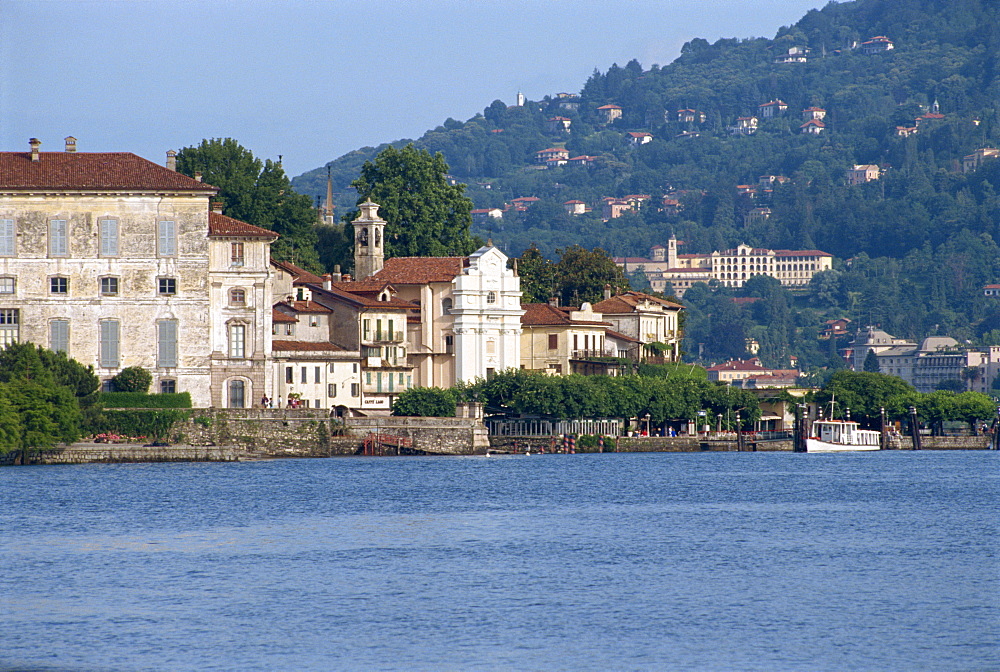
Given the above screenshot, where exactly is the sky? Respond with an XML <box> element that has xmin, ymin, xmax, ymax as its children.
<box><xmin>2</xmin><ymin>0</ymin><xmax>828</xmax><ymax>179</ymax></box>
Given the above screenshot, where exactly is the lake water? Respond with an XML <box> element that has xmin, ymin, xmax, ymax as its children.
<box><xmin>1</xmin><ymin>451</ymin><xmax>998</xmax><ymax>671</ymax></box>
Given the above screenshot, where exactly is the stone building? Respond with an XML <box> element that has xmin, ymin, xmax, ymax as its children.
<box><xmin>0</xmin><ymin>138</ymin><xmax>277</xmax><ymax>407</ymax></box>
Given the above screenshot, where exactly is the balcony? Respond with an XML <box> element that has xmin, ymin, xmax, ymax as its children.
<box><xmin>362</xmin><ymin>331</ymin><xmax>405</xmax><ymax>344</ymax></box>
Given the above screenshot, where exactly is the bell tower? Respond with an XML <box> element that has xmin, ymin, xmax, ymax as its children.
<box><xmin>353</xmin><ymin>199</ymin><xmax>385</xmax><ymax>280</ymax></box>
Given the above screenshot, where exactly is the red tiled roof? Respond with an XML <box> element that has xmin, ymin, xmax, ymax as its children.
<box><xmin>311</xmin><ymin>284</ymin><xmax>418</xmax><ymax>310</ymax></box>
<box><xmin>773</xmin><ymin>249</ymin><xmax>833</xmax><ymax>257</ymax></box>
<box><xmin>521</xmin><ymin>303</ymin><xmax>609</xmax><ymax>327</ymax></box>
<box><xmin>288</xmin><ymin>300</ymin><xmax>331</xmax><ymax>314</ymax></box>
<box><xmin>270</xmin><ymin>258</ymin><xmax>325</xmax><ymax>284</ymax></box>
<box><xmin>209</xmin><ymin>211</ymin><xmax>278</xmax><ymax>239</ymax></box>
<box><xmin>271</xmin><ymin>340</ymin><xmax>344</xmax><ymax>352</ymax></box>
<box><xmin>593</xmin><ymin>291</ymin><xmax>683</xmax><ymax>314</ymax></box>
<box><xmin>370</xmin><ymin>257</ymin><xmax>465</xmax><ymax>284</ymax></box>
<box><xmin>800</xmin><ymin>119</ymin><xmax>826</xmax><ymax>127</ymax></box>
<box><xmin>597</xmin><ymin>104</ymin><xmax>622</xmax><ymax>110</ymax></box>
<box><xmin>707</xmin><ymin>359</ymin><xmax>768</xmax><ymax>372</ymax></box>
<box><xmin>0</xmin><ymin>151</ymin><xmax>217</xmax><ymax>192</ymax></box>
<box><xmin>272</xmin><ymin>308</ymin><xmax>299</xmax><ymax>323</ymax></box>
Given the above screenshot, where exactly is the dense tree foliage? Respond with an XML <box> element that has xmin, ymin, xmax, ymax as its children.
<box><xmin>111</xmin><ymin>367</ymin><xmax>152</xmax><ymax>393</ymax></box>
<box><xmin>177</xmin><ymin>138</ymin><xmax>322</xmax><ymax>272</ymax></box>
<box><xmin>392</xmin><ymin>387</ymin><xmax>458</xmax><ymax>417</ymax></box>
<box><xmin>292</xmin><ymin>0</ymin><xmax>1000</xmax><ymax>352</ymax></box>
<box><xmin>515</xmin><ymin>245</ymin><xmax>630</xmax><ymax>306</ymax></box>
<box><xmin>346</xmin><ymin>144</ymin><xmax>477</xmax><ymax>258</ymax></box>
<box><xmin>0</xmin><ymin>343</ymin><xmax>99</xmax><ymax>453</ymax></box>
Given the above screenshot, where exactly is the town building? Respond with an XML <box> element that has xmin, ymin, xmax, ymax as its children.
<box><xmin>591</xmin><ymin>289</ymin><xmax>683</xmax><ymax>362</ymax></box>
<box><xmin>626</xmin><ymin>132</ymin><xmax>653</xmax><ymax>145</ymax></box>
<box><xmin>563</xmin><ymin>200</ymin><xmax>587</xmax><ymax>215</ymax></box>
<box><xmin>546</xmin><ymin>116</ymin><xmax>572</xmax><ymax>133</ymax></box>
<box><xmin>471</xmin><ymin>208</ymin><xmax>503</xmax><ymax>225</ymax></box>
<box><xmin>847</xmin><ymin>164</ymin><xmax>881</xmax><ymax>185</ymax></box>
<box><xmin>758</xmin><ymin>100</ymin><xmax>788</xmax><ymax>118</ymax></box>
<box><xmin>597</xmin><ymin>104</ymin><xmax>623</xmax><ymax>123</ymax></box>
<box><xmin>731</xmin><ymin>116</ymin><xmax>758</xmax><ymax>136</ymax></box>
<box><xmin>520</xmin><ymin>302</ymin><xmax>618</xmax><ymax>375</ymax></box>
<box><xmin>0</xmin><ymin>137</ymin><xmax>278</xmax><ymax>408</ymax></box>
<box><xmin>802</xmin><ymin>107</ymin><xmax>827</xmax><ymax>121</ymax></box>
<box><xmin>866</xmin><ymin>331</ymin><xmax>1000</xmax><ymax>394</ymax></box>
<box><xmin>963</xmin><ymin>148</ymin><xmax>1000</xmax><ymax>174</ymax></box>
<box><xmin>860</xmin><ymin>36</ymin><xmax>894</xmax><ymax>54</ymax></box>
<box><xmin>535</xmin><ymin>147</ymin><xmax>570</xmax><ymax>165</ymax></box>
<box><xmin>800</xmin><ymin>119</ymin><xmax>826</xmax><ymax>135</ymax></box>
<box><xmin>774</xmin><ymin>46</ymin><xmax>809</xmax><ymax>63</ymax></box>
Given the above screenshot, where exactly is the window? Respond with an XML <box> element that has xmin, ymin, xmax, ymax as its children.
<box><xmin>160</xmin><ymin>379</ymin><xmax>176</xmax><ymax>394</ymax></box>
<box><xmin>158</xmin><ymin>220</ymin><xmax>176</xmax><ymax>256</ymax></box>
<box><xmin>285</xmin><ymin>323</ymin><xmax>294</xmax><ymax>336</ymax></box>
<box><xmin>50</xmin><ymin>277</ymin><xmax>68</xmax><ymax>294</ymax></box>
<box><xmin>231</xmin><ymin>242</ymin><xmax>244</xmax><ymax>266</ymax></box>
<box><xmin>314</xmin><ymin>366</ymin><xmax>321</xmax><ymax>384</ymax></box>
<box><xmin>100</xmin><ymin>277</ymin><xmax>119</xmax><ymax>296</ymax></box>
<box><xmin>99</xmin><ymin>219</ymin><xmax>119</xmax><ymax>256</ymax></box>
<box><xmin>362</xmin><ymin>319</ymin><xmax>371</xmax><ymax>340</ymax></box>
<box><xmin>229</xmin><ymin>324</ymin><xmax>245</xmax><ymax>358</ymax></box>
<box><xmin>548</xmin><ymin>334</ymin><xmax>558</xmax><ymax>350</ymax></box>
<box><xmin>301</xmin><ymin>367</ymin><xmax>307</xmax><ymax>384</ymax></box>
<box><xmin>296</xmin><ymin>288</ymin><xmax>305</xmax><ymax>301</ymax></box>
<box><xmin>442</xmin><ymin>298</ymin><xmax>453</xmax><ymax>315</ymax></box>
<box><xmin>487</xmin><ymin>339</ymin><xmax>496</xmax><ymax>355</ymax></box>
<box><xmin>0</xmin><ymin>219</ymin><xmax>14</xmax><ymax>256</ymax></box>
<box><xmin>487</xmin><ymin>368</ymin><xmax>495</xmax><ymax>380</ymax></box>
<box><xmin>230</xmin><ymin>288</ymin><xmax>246</xmax><ymax>306</ymax></box>
<box><xmin>285</xmin><ymin>367</ymin><xmax>293</xmax><ymax>383</ymax></box>
<box><xmin>351</xmin><ymin>383</ymin><xmax>360</xmax><ymax>397</ymax></box>
<box><xmin>158</xmin><ymin>278</ymin><xmax>176</xmax><ymax>295</ymax></box>
<box><xmin>0</xmin><ymin>309</ymin><xmax>19</xmax><ymax>347</ymax></box>
<box><xmin>328</xmin><ymin>383</ymin><xmax>336</xmax><ymax>397</ymax></box>
<box><xmin>445</xmin><ymin>335</ymin><xmax>454</xmax><ymax>354</ymax></box>
<box><xmin>49</xmin><ymin>219</ymin><xmax>68</xmax><ymax>256</ymax></box>
<box><xmin>50</xmin><ymin>319</ymin><xmax>69</xmax><ymax>354</ymax></box>
<box><xmin>309</xmin><ymin>316</ymin><xmax>319</xmax><ymax>327</ymax></box>
<box><xmin>228</xmin><ymin>379</ymin><xmax>245</xmax><ymax>408</ymax></box>
<box><xmin>100</xmin><ymin>319</ymin><xmax>120</xmax><ymax>368</ymax></box>
<box><xmin>158</xmin><ymin>320</ymin><xmax>178</xmax><ymax>367</ymax></box>
<box><xmin>101</xmin><ymin>379</ymin><xmax>114</xmax><ymax>392</ymax></box>
<box><xmin>487</xmin><ymin>291</ymin><xmax>497</xmax><ymax>304</ymax></box>
<box><xmin>0</xmin><ymin>277</ymin><xmax>14</xmax><ymax>294</ymax></box>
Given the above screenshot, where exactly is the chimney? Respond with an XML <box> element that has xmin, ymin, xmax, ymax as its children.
<box><xmin>29</xmin><ymin>138</ymin><xmax>41</xmax><ymax>162</ymax></box>
<box><xmin>211</xmin><ymin>201</ymin><xmax>223</xmax><ymax>214</ymax></box>
<box><xmin>603</xmin><ymin>283</ymin><xmax>612</xmax><ymax>300</ymax></box>
<box><xmin>166</xmin><ymin>150</ymin><xmax>177</xmax><ymax>171</ymax></box>
<box><xmin>64</xmin><ymin>136</ymin><xmax>77</xmax><ymax>153</ymax></box>
<box><xmin>330</xmin><ymin>264</ymin><xmax>342</xmax><ymax>283</ymax></box>
<box><xmin>549</xmin><ymin>296</ymin><xmax>560</xmax><ymax>307</ymax></box>
<box><xmin>322</xmin><ymin>274</ymin><xmax>332</xmax><ymax>291</ymax></box>
<box><xmin>341</xmin><ymin>273</ymin><xmax>352</xmax><ymax>283</ymax></box>
<box><xmin>194</xmin><ymin>171</ymin><xmax>202</xmax><ymax>182</ymax></box>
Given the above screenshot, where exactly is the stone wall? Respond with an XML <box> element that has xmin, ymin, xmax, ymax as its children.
<box><xmin>345</xmin><ymin>416</ymin><xmax>490</xmax><ymax>455</ymax></box>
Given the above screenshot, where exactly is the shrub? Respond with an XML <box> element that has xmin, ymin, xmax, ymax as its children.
<box><xmin>111</xmin><ymin>367</ymin><xmax>152</xmax><ymax>393</ymax></box>
<box><xmin>98</xmin><ymin>392</ymin><xmax>192</xmax><ymax>408</ymax></box>
<box><xmin>93</xmin><ymin>409</ymin><xmax>190</xmax><ymax>441</ymax></box>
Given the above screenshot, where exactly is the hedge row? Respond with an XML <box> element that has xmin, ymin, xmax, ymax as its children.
<box><xmin>94</xmin><ymin>409</ymin><xmax>191</xmax><ymax>440</ymax></box>
<box><xmin>98</xmin><ymin>392</ymin><xmax>192</xmax><ymax>409</ymax></box>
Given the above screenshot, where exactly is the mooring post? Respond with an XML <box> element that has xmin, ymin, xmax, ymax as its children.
<box><xmin>909</xmin><ymin>406</ymin><xmax>922</xmax><ymax>450</ymax></box>
<box><xmin>736</xmin><ymin>412</ymin><xmax>744</xmax><ymax>451</ymax></box>
<box><xmin>880</xmin><ymin>406</ymin><xmax>887</xmax><ymax>450</ymax></box>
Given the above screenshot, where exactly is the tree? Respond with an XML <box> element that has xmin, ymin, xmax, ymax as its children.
<box><xmin>392</xmin><ymin>387</ymin><xmax>458</xmax><ymax>417</ymax></box>
<box><xmin>516</xmin><ymin>245</ymin><xmax>557</xmax><ymax>303</ymax></box>
<box><xmin>552</xmin><ymin>245</ymin><xmax>630</xmax><ymax>305</ymax></box>
<box><xmin>863</xmin><ymin>350</ymin><xmax>881</xmax><ymax>372</ymax></box>
<box><xmin>177</xmin><ymin>138</ymin><xmax>322</xmax><ymax>272</ymax></box>
<box><xmin>818</xmin><ymin>370</ymin><xmax>918</xmax><ymax>424</ymax></box>
<box><xmin>348</xmin><ymin>144</ymin><xmax>476</xmax><ymax>258</ymax></box>
<box><xmin>111</xmin><ymin>367</ymin><xmax>152</xmax><ymax>393</ymax></box>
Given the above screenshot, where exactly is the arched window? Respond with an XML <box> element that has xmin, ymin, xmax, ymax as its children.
<box><xmin>228</xmin><ymin>379</ymin><xmax>245</xmax><ymax>408</ymax></box>
<box><xmin>487</xmin><ymin>291</ymin><xmax>497</xmax><ymax>304</ymax></box>
<box><xmin>442</xmin><ymin>298</ymin><xmax>453</xmax><ymax>315</ymax></box>
<box><xmin>229</xmin><ymin>288</ymin><xmax>246</xmax><ymax>306</ymax></box>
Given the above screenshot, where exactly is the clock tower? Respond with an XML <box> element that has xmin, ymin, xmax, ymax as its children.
<box><xmin>352</xmin><ymin>199</ymin><xmax>385</xmax><ymax>280</ymax></box>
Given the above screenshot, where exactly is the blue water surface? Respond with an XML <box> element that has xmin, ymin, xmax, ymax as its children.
<box><xmin>1</xmin><ymin>451</ymin><xmax>997</xmax><ymax>671</ymax></box>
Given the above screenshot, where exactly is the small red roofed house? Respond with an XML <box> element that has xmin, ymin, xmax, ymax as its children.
<box><xmin>535</xmin><ymin>147</ymin><xmax>569</xmax><ymax>165</ymax></box>
<box><xmin>626</xmin><ymin>131</ymin><xmax>653</xmax><ymax>145</ymax></box>
<box><xmin>563</xmin><ymin>200</ymin><xmax>587</xmax><ymax>215</ymax></box>
<box><xmin>597</xmin><ymin>104</ymin><xmax>623</xmax><ymax>123</ymax></box>
<box><xmin>802</xmin><ymin>107</ymin><xmax>827</xmax><ymax>121</ymax></box>
<box><xmin>546</xmin><ymin>116</ymin><xmax>572</xmax><ymax>133</ymax></box>
<box><xmin>984</xmin><ymin>284</ymin><xmax>1000</xmax><ymax>297</ymax></box>
<box><xmin>800</xmin><ymin>119</ymin><xmax>825</xmax><ymax>135</ymax></box>
<box><xmin>860</xmin><ymin>36</ymin><xmax>894</xmax><ymax>54</ymax></box>
<box><xmin>758</xmin><ymin>100</ymin><xmax>788</xmax><ymax>118</ymax></box>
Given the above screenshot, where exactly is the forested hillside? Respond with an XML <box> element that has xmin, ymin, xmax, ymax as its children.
<box><xmin>292</xmin><ymin>0</ymin><xmax>1000</xmax><ymax>358</ymax></box>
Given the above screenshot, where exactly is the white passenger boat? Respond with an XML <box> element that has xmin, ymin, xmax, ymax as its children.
<box><xmin>806</xmin><ymin>419</ymin><xmax>881</xmax><ymax>452</ymax></box>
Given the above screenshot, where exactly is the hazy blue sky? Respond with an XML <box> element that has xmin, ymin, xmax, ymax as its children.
<box><xmin>2</xmin><ymin>0</ymin><xmax>827</xmax><ymax>178</ymax></box>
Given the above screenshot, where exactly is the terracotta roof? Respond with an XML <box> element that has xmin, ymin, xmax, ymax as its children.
<box><xmin>272</xmin><ymin>307</ymin><xmax>299</xmax><ymax>323</ymax></box>
<box><xmin>271</xmin><ymin>340</ymin><xmax>344</xmax><ymax>352</ymax></box>
<box><xmin>800</xmin><ymin>119</ymin><xmax>826</xmax><ymax>127</ymax></box>
<box><xmin>597</xmin><ymin>104</ymin><xmax>622</xmax><ymax>110</ymax></box>
<box><xmin>593</xmin><ymin>291</ymin><xmax>683</xmax><ymax>314</ymax></box>
<box><xmin>0</xmin><ymin>151</ymin><xmax>217</xmax><ymax>192</ymax></box>
<box><xmin>311</xmin><ymin>284</ymin><xmax>418</xmax><ymax>310</ymax></box>
<box><xmin>270</xmin><ymin>258</ymin><xmax>325</xmax><ymax>284</ymax></box>
<box><xmin>521</xmin><ymin>303</ymin><xmax>609</xmax><ymax>327</ymax></box>
<box><xmin>209</xmin><ymin>211</ymin><xmax>278</xmax><ymax>239</ymax></box>
<box><xmin>773</xmin><ymin>249</ymin><xmax>833</xmax><ymax>257</ymax></box>
<box><xmin>287</xmin><ymin>300</ymin><xmax>332</xmax><ymax>314</ymax></box>
<box><xmin>707</xmin><ymin>359</ymin><xmax>768</xmax><ymax>372</ymax></box>
<box><xmin>371</xmin><ymin>257</ymin><xmax>465</xmax><ymax>284</ymax></box>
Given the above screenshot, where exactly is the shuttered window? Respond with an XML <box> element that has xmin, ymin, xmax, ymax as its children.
<box><xmin>0</xmin><ymin>219</ymin><xmax>15</xmax><ymax>256</ymax></box>
<box><xmin>100</xmin><ymin>219</ymin><xmax>119</xmax><ymax>256</ymax></box>
<box><xmin>49</xmin><ymin>219</ymin><xmax>68</xmax><ymax>256</ymax></box>
<box><xmin>100</xmin><ymin>319</ymin><xmax>120</xmax><ymax>368</ymax></box>
<box><xmin>158</xmin><ymin>220</ymin><xmax>176</xmax><ymax>256</ymax></box>
<box><xmin>50</xmin><ymin>319</ymin><xmax>69</xmax><ymax>354</ymax></box>
<box><xmin>158</xmin><ymin>320</ymin><xmax>178</xmax><ymax>367</ymax></box>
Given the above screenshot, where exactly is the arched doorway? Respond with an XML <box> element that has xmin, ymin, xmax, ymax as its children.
<box><xmin>228</xmin><ymin>379</ymin><xmax>246</xmax><ymax>408</ymax></box>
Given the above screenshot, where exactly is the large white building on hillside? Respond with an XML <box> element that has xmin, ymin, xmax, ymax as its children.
<box><xmin>615</xmin><ymin>236</ymin><xmax>833</xmax><ymax>296</ymax></box>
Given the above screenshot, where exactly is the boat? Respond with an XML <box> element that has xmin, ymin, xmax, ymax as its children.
<box><xmin>806</xmin><ymin>418</ymin><xmax>881</xmax><ymax>452</ymax></box>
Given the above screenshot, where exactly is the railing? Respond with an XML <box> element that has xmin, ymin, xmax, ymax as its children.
<box><xmin>570</xmin><ymin>349</ymin><xmax>614</xmax><ymax>359</ymax></box>
<box><xmin>366</xmin><ymin>331</ymin><xmax>404</xmax><ymax>343</ymax></box>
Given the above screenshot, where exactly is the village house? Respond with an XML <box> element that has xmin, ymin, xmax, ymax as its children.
<box><xmin>963</xmin><ymin>148</ymin><xmax>1000</xmax><ymax>173</ymax></box>
<box><xmin>800</xmin><ymin>119</ymin><xmax>826</xmax><ymax>135</ymax></box>
<box><xmin>731</xmin><ymin>116</ymin><xmax>759</xmax><ymax>136</ymax></box>
<box><xmin>860</xmin><ymin>36</ymin><xmax>894</xmax><ymax>54</ymax></box>
<box><xmin>0</xmin><ymin>138</ymin><xmax>280</xmax><ymax>408</ymax></box>
<box><xmin>744</xmin><ymin>207</ymin><xmax>772</xmax><ymax>226</ymax></box>
<box><xmin>520</xmin><ymin>302</ymin><xmax>618</xmax><ymax>376</ymax></box>
<box><xmin>758</xmin><ymin>100</ymin><xmax>788</xmax><ymax>118</ymax></box>
<box><xmin>774</xmin><ymin>46</ymin><xmax>808</xmax><ymax>63</ymax></box>
<box><xmin>546</xmin><ymin>116</ymin><xmax>572</xmax><ymax>133</ymax></box>
<box><xmin>819</xmin><ymin>318</ymin><xmax>852</xmax><ymax>340</ymax></box>
<box><xmin>592</xmin><ymin>289</ymin><xmax>683</xmax><ymax>362</ymax></box>
<box><xmin>563</xmin><ymin>200</ymin><xmax>587</xmax><ymax>215</ymax></box>
<box><xmin>802</xmin><ymin>107</ymin><xmax>826</xmax><ymax>121</ymax></box>
<box><xmin>534</xmin><ymin>147</ymin><xmax>570</xmax><ymax>165</ymax></box>
<box><xmin>597</xmin><ymin>104</ymin><xmax>623</xmax><ymax>123</ymax></box>
<box><xmin>509</xmin><ymin>196</ymin><xmax>540</xmax><ymax>212</ymax></box>
<box><xmin>706</xmin><ymin>358</ymin><xmax>799</xmax><ymax>386</ymax></box>
<box><xmin>675</xmin><ymin>109</ymin><xmax>706</xmax><ymax>124</ymax></box>
<box><xmin>896</xmin><ymin>126</ymin><xmax>918</xmax><ymax>138</ymax></box>
<box><xmin>846</xmin><ymin>164</ymin><xmax>881</xmax><ymax>185</ymax></box>
<box><xmin>626</xmin><ymin>131</ymin><xmax>654</xmax><ymax>145</ymax></box>
<box><xmin>984</xmin><ymin>284</ymin><xmax>1000</xmax><ymax>297</ymax></box>
<box><xmin>471</xmin><ymin>208</ymin><xmax>503</xmax><ymax>225</ymax></box>
<box><xmin>566</xmin><ymin>155</ymin><xmax>596</xmax><ymax>167</ymax></box>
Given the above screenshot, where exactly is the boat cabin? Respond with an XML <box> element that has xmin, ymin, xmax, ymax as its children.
<box><xmin>814</xmin><ymin>420</ymin><xmax>880</xmax><ymax>447</ymax></box>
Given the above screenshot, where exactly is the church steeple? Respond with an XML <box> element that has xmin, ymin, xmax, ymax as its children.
<box><xmin>352</xmin><ymin>199</ymin><xmax>385</xmax><ymax>280</ymax></box>
<box><xmin>321</xmin><ymin>167</ymin><xmax>335</xmax><ymax>226</ymax></box>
